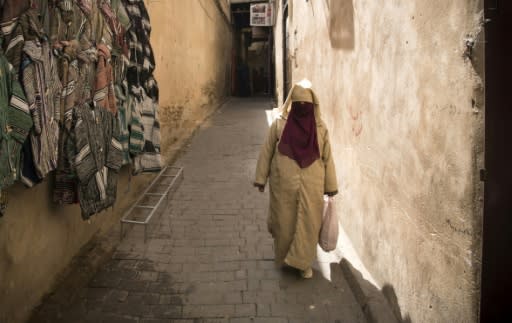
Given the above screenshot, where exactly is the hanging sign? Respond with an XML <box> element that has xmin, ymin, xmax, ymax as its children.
<box><xmin>250</xmin><ymin>3</ymin><xmax>274</xmax><ymax>27</ymax></box>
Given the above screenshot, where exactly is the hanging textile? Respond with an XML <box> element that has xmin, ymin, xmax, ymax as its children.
<box><xmin>122</xmin><ymin>0</ymin><xmax>161</xmax><ymax>173</ymax></box>
<box><xmin>50</xmin><ymin>0</ymin><xmax>93</xmax><ymax>204</ymax></box>
<box><xmin>20</xmin><ymin>8</ymin><xmax>63</xmax><ymax>181</ymax></box>
<box><xmin>67</xmin><ymin>101</ymin><xmax>123</xmax><ymax>219</ymax></box>
<box><xmin>1</xmin><ymin>6</ymin><xmax>47</xmax><ymax>74</ymax></box>
<box><xmin>0</xmin><ymin>0</ymin><xmax>163</xmax><ymax>219</ymax></box>
<box><xmin>0</xmin><ymin>50</ymin><xmax>33</xmax><ymax>190</ymax></box>
<box><xmin>94</xmin><ymin>43</ymin><xmax>117</xmax><ymax>115</ymax></box>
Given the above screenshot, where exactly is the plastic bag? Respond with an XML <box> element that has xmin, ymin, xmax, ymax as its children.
<box><xmin>319</xmin><ymin>196</ymin><xmax>338</xmax><ymax>252</ymax></box>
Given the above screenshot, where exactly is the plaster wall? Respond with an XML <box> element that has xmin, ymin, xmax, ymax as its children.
<box><xmin>0</xmin><ymin>1</ymin><xmax>232</xmax><ymax>322</ymax></box>
<box><xmin>273</xmin><ymin>1</ymin><xmax>484</xmax><ymax>321</ymax></box>
<box><xmin>146</xmin><ymin>0</ymin><xmax>232</xmax><ymax>161</ymax></box>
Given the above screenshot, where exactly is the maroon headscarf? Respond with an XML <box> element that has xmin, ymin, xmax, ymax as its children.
<box><xmin>278</xmin><ymin>101</ymin><xmax>320</xmax><ymax>168</ymax></box>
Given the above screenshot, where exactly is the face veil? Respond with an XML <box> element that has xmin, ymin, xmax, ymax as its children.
<box><xmin>278</xmin><ymin>101</ymin><xmax>320</xmax><ymax>168</ymax></box>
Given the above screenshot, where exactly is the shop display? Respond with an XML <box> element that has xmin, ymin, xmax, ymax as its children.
<box><xmin>0</xmin><ymin>0</ymin><xmax>162</xmax><ymax>218</ymax></box>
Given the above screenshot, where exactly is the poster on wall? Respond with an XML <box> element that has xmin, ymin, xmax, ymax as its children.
<box><xmin>250</xmin><ymin>3</ymin><xmax>274</xmax><ymax>26</ymax></box>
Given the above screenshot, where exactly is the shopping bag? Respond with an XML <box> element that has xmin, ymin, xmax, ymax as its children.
<box><xmin>319</xmin><ymin>196</ymin><xmax>338</xmax><ymax>252</ymax></box>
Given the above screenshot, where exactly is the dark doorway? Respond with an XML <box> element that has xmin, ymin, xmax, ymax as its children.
<box><xmin>230</xmin><ymin>2</ymin><xmax>275</xmax><ymax>98</ymax></box>
<box><xmin>282</xmin><ymin>0</ymin><xmax>291</xmax><ymax>100</ymax></box>
<box><xmin>481</xmin><ymin>1</ymin><xmax>512</xmax><ymax>322</ymax></box>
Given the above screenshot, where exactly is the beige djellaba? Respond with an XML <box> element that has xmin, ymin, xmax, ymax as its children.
<box><xmin>254</xmin><ymin>82</ymin><xmax>338</xmax><ymax>271</ymax></box>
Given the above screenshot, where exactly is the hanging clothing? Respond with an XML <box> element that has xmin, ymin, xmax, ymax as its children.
<box><xmin>49</xmin><ymin>0</ymin><xmax>93</xmax><ymax>114</ymax></box>
<box><xmin>117</xmin><ymin>84</ymin><xmax>140</xmax><ymax>165</ymax></box>
<box><xmin>122</xmin><ymin>0</ymin><xmax>158</xmax><ymax>100</ymax></box>
<box><xmin>130</xmin><ymin>86</ymin><xmax>161</xmax><ymax>174</ymax></box>
<box><xmin>0</xmin><ymin>0</ymin><xmax>30</xmax><ymax>24</ymax></box>
<box><xmin>67</xmin><ymin>101</ymin><xmax>123</xmax><ymax>219</ymax></box>
<box><xmin>21</xmin><ymin>39</ymin><xmax>62</xmax><ymax>179</ymax></box>
<box><xmin>0</xmin><ymin>7</ymin><xmax>55</xmax><ymax>186</ymax></box>
<box><xmin>122</xmin><ymin>0</ymin><xmax>161</xmax><ymax>172</ymax></box>
<box><xmin>0</xmin><ymin>51</ymin><xmax>33</xmax><ymax>190</ymax></box>
<box><xmin>94</xmin><ymin>43</ymin><xmax>117</xmax><ymax>115</ymax></box>
<box><xmin>76</xmin><ymin>0</ymin><xmax>110</xmax><ymax>103</ymax></box>
<box><xmin>254</xmin><ymin>83</ymin><xmax>338</xmax><ymax>271</ymax></box>
<box><xmin>102</xmin><ymin>0</ymin><xmax>131</xmax><ymax>165</ymax></box>
<box><xmin>31</xmin><ymin>0</ymin><xmax>51</xmax><ymax>35</ymax></box>
<box><xmin>0</xmin><ymin>7</ymin><xmax>44</xmax><ymax>74</ymax></box>
<box><xmin>100</xmin><ymin>0</ymin><xmax>128</xmax><ymax>57</ymax></box>
<box><xmin>50</xmin><ymin>0</ymin><xmax>93</xmax><ymax>204</ymax></box>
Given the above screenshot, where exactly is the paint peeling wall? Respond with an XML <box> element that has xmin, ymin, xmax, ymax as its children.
<box><xmin>273</xmin><ymin>0</ymin><xmax>484</xmax><ymax>321</ymax></box>
<box><xmin>0</xmin><ymin>1</ymin><xmax>232</xmax><ymax>322</ymax></box>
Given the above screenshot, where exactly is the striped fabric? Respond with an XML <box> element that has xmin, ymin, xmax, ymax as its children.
<box><xmin>0</xmin><ymin>0</ymin><xmax>30</xmax><ymax>24</ymax></box>
<box><xmin>100</xmin><ymin>0</ymin><xmax>128</xmax><ymax>56</ymax></box>
<box><xmin>0</xmin><ymin>52</ymin><xmax>33</xmax><ymax>190</ymax></box>
<box><xmin>94</xmin><ymin>44</ymin><xmax>117</xmax><ymax>115</ymax></box>
<box><xmin>0</xmin><ymin>17</ymin><xmax>24</xmax><ymax>72</ymax></box>
<box><xmin>22</xmin><ymin>40</ymin><xmax>62</xmax><ymax>179</ymax></box>
<box><xmin>50</xmin><ymin>0</ymin><xmax>94</xmax><ymax>204</ymax></box>
<box><xmin>132</xmin><ymin>88</ymin><xmax>161</xmax><ymax>174</ymax></box>
<box><xmin>122</xmin><ymin>0</ymin><xmax>158</xmax><ymax>101</ymax></box>
<box><xmin>0</xmin><ymin>8</ymin><xmax>44</xmax><ymax>74</ymax></box>
<box><xmin>122</xmin><ymin>0</ymin><xmax>161</xmax><ymax>173</ymax></box>
<box><xmin>68</xmin><ymin>102</ymin><xmax>123</xmax><ymax>219</ymax></box>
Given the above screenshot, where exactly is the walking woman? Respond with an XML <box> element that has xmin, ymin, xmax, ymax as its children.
<box><xmin>254</xmin><ymin>81</ymin><xmax>338</xmax><ymax>278</ymax></box>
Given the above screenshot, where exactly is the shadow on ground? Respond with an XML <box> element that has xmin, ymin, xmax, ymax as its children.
<box><xmin>339</xmin><ymin>259</ymin><xmax>412</xmax><ymax>323</ymax></box>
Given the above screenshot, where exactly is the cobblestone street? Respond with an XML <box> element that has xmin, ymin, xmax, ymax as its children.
<box><xmin>30</xmin><ymin>98</ymin><xmax>366</xmax><ymax>323</ymax></box>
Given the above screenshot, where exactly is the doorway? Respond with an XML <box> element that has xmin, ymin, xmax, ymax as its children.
<box><xmin>480</xmin><ymin>1</ymin><xmax>512</xmax><ymax>322</ymax></box>
<box><xmin>282</xmin><ymin>0</ymin><xmax>291</xmax><ymax>100</ymax></box>
<box><xmin>230</xmin><ymin>2</ymin><xmax>275</xmax><ymax>98</ymax></box>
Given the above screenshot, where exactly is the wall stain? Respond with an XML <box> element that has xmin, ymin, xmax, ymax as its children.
<box><xmin>349</xmin><ymin>104</ymin><xmax>363</xmax><ymax>137</ymax></box>
<box><xmin>325</xmin><ymin>0</ymin><xmax>355</xmax><ymax>50</ymax></box>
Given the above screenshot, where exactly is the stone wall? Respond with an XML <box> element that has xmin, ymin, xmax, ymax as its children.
<box><xmin>273</xmin><ymin>0</ymin><xmax>484</xmax><ymax>321</ymax></box>
<box><xmin>0</xmin><ymin>1</ymin><xmax>232</xmax><ymax>322</ymax></box>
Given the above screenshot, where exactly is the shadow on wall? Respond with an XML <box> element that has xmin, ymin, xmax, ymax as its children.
<box><xmin>338</xmin><ymin>259</ymin><xmax>412</xmax><ymax>323</ymax></box>
<box><xmin>325</xmin><ymin>0</ymin><xmax>355</xmax><ymax>50</ymax></box>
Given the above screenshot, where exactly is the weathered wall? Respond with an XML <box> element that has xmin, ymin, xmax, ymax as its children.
<box><xmin>147</xmin><ymin>0</ymin><xmax>232</xmax><ymax>161</ymax></box>
<box><xmin>0</xmin><ymin>169</ymin><xmax>155</xmax><ymax>323</ymax></box>
<box><xmin>273</xmin><ymin>1</ymin><xmax>484</xmax><ymax>322</ymax></box>
<box><xmin>0</xmin><ymin>1</ymin><xmax>232</xmax><ymax>322</ymax></box>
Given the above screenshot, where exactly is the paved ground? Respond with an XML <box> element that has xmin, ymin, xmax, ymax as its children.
<box><xmin>30</xmin><ymin>98</ymin><xmax>366</xmax><ymax>323</ymax></box>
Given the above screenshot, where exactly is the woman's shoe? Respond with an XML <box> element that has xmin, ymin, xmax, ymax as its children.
<box><xmin>301</xmin><ymin>267</ymin><xmax>313</xmax><ymax>279</ymax></box>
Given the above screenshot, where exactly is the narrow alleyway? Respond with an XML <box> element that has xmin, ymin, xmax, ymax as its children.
<box><xmin>30</xmin><ymin>98</ymin><xmax>365</xmax><ymax>323</ymax></box>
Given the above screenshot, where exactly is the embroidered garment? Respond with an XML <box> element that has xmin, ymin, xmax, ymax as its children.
<box><xmin>68</xmin><ymin>102</ymin><xmax>123</xmax><ymax>219</ymax></box>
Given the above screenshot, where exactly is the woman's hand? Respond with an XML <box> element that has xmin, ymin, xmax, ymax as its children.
<box><xmin>254</xmin><ymin>183</ymin><xmax>265</xmax><ymax>192</ymax></box>
<box><xmin>325</xmin><ymin>190</ymin><xmax>338</xmax><ymax>197</ymax></box>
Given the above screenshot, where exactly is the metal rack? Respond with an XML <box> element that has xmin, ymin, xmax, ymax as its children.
<box><xmin>120</xmin><ymin>166</ymin><xmax>184</xmax><ymax>242</ymax></box>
